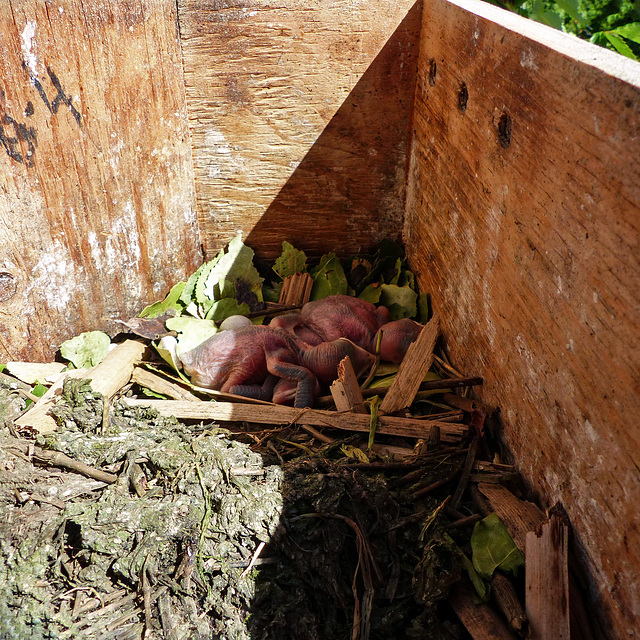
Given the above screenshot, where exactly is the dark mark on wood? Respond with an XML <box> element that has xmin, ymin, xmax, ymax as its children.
<box><xmin>498</xmin><ymin>112</ymin><xmax>512</xmax><ymax>148</ymax></box>
<box><xmin>458</xmin><ymin>82</ymin><xmax>468</xmax><ymax>113</ymax></box>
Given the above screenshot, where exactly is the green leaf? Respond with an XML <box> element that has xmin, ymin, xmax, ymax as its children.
<box><xmin>139</xmin><ymin>281</ymin><xmax>186</xmax><ymax>318</ymax></box>
<box><xmin>604</xmin><ymin>31</ymin><xmax>639</xmax><ymax>58</ymax></box>
<box><xmin>379</xmin><ymin>283</ymin><xmax>418</xmax><ymax>319</ymax></box>
<box><xmin>418</xmin><ymin>293</ymin><xmax>430</xmax><ymax>323</ymax></box>
<box><xmin>460</xmin><ymin>549</ymin><xmax>490</xmax><ymax>600</ymax></box>
<box><xmin>310</xmin><ymin>253</ymin><xmax>348</xmax><ymax>300</ymax></box>
<box><xmin>471</xmin><ymin>513</ymin><xmax>525</xmax><ymax>580</ymax></box>
<box><xmin>554</xmin><ymin>0</ymin><xmax>587</xmax><ymax>25</ymax></box>
<box><xmin>165</xmin><ymin>316</ymin><xmax>218</xmax><ymax>357</ymax></box>
<box><xmin>179</xmin><ymin>260</ymin><xmax>210</xmax><ymax>306</ymax></box>
<box><xmin>25</xmin><ymin>382</ymin><xmax>48</xmax><ymax>407</ymax></box>
<box><xmin>358</xmin><ymin>283</ymin><xmax>382</xmax><ymax>304</ymax></box>
<box><xmin>59</xmin><ymin>331</ymin><xmax>111</xmax><ymax>368</ymax></box>
<box><xmin>609</xmin><ymin>22</ymin><xmax>640</xmax><ymax>43</ymax></box>
<box><xmin>198</xmin><ymin>235</ymin><xmax>263</xmax><ymax>305</ymax></box>
<box><xmin>204</xmin><ymin>298</ymin><xmax>251</xmax><ymax>323</ymax></box>
<box><xmin>273</xmin><ymin>241</ymin><xmax>308</xmax><ymax>279</ymax></box>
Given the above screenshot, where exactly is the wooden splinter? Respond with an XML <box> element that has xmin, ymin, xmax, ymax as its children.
<box><xmin>526</xmin><ymin>516</ymin><xmax>570</xmax><ymax>640</ymax></box>
<box><xmin>330</xmin><ymin>356</ymin><xmax>367</xmax><ymax>414</ymax></box>
<box><xmin>379</xmin><ymin>313</ymin><xmax>440</xmax><ymax>415</ymax></box>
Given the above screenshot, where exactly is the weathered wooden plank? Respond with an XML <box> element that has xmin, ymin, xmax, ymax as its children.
<box><xmin>526</xmin><ymin>517</ymin><xmax>571</xmax><ymax>639</ymax></box>
<box><xmin>177</xmin><ymin>0</ymin><xmax>421</xmax><ymax>260</ymax></box>
<box><xmin>404</xmin><ymin>1</ymin><xmax>640</xmax><ymax>637</ymax></box>
<box><xmin>123</xmin><ymin>398</ymin><xmax>467</xmax><ymax>441</ymax></box>
<box><xmin>0</xmin><ymin>0</ymin><xmax>201</xmax><ymax>362</ymax></box>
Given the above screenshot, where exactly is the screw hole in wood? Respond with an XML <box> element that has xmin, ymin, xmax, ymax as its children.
<box><xmin>498</xmin><ymin>112</ymin><xmax>512</xmax><ymax>148</ymax></box>
<box><xmin>428</xmin><ymin>60</ymin><xmax>437</xmax><ymax>86</ymax></box>
<box><xmin>458</xmin><ymin>83</ymin><xmax>468</xmax><ymax>113</ymax></box>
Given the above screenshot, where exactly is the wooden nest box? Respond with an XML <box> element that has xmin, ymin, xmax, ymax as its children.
<box><xmin>0</xmin><ymin>0</ymin><xmax>638</xmax><ymax>637</ymax></box>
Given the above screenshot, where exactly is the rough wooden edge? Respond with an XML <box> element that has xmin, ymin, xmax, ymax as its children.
<box><xmin>525</xmin><ymin>516</ymin><xmax>570</xmax><ymax>639</ymax></box>
<box><xmin>84</xmin><ymin>341</ymin><xmax>148</xmax><ymax>398</ymax></box>
<box><xmin>379</xmin><ymin>314</ymin><xmax>440</xmax><ymax>414</ymax></box>
<box><xmin>445</xmin><ymin>0</ymin><xmax>640</xmax><ymax>86</ymax></box>
<box><xmin>330</xmin><ymin>356</ymin><xmax>368</xmax><ymax>413</ymax></box>
<box><xmin>123</xmin><ymin>399</ymin><xmax>466</xmax><ymax>441</ymax></box>
<box><xmin>14</xmin><ymin>368</ymin><xmax>90</xmax><ymax>434</ymax></box>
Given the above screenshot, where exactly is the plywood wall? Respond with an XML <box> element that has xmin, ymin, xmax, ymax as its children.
<box><xmin>178</xmin><ymin>0</ymin><xmax>421</xmax><ymax>261</ymax></box>
<box><xmin>404</xmin><ymin>0</ymin><xmax>640</xmax><ymax>636</ymax></box>
<box><xmin>0</xmin><ymin>0</ymin><xmax>201</xmax><ymax>361</ymax></box>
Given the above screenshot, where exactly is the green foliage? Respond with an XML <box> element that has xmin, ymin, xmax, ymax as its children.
<box><xmin>471</xmin><ymin>513</ymin><xmax>525</xmax><ymax>580</ymax></box>
<box><xmin>489</xmin><ymin>0</ymin><xmax>640</xmax><ymax>59</ymax></box>
<box><xmin>60</xmin><ymin>331</ymin><xmax>111</xmax><ymax>368</ymax></box>
<box><xmin>273</xmin><ymin>241</ymin><xmax>308</xmax><ymax>279</ymax></box>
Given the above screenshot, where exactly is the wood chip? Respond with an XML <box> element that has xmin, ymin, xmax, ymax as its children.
<box><xmin>84</xmin><ymin>340</ymin><xmax>148</xmax><ymax>397</ymax></box>
<box><xmin>379</xmin><ymin>314</ymin><xmax>440</xmax><ymax>414</ymax></box>
<box><xmin>450</xmin><ymin>581</ymin><xmax>518</xmax><ymax>639</ymax></box>
<box><xmin>526</xmin><ymin>516</ymin><xmax>570</xmax><ymax>639</ymax></box>
<box><xmin>15</xmin><ymin>368</ymin><xmax>90</xmax><ymax>434</ymax></box>
<box><xmin>123</xmin><ymin>399</ymin><xmax>466</xmax><ymax>441</ymax></box>
<box><xmin>477</xmin><ymin>483</ymin><xmax>546</xmax><ymax>553</ymax></box>
<box><xmin>5</xmin><ymin>361</ymin><xmax>66</xmax><ymax>385</ymax></box>
<box><xmin>330</xmin><ymin>356</ymin><xmax>367</xmax><ymax>413</ymax></box>
<box><xmin>278</xmin><ymin>272</ymin><xmax>313</xmax><ymax>306</ymax></box>
<box><xmin>131</xmin><ymin>367</ymin><xmax>199</xmax><ymax>402</ymax></box>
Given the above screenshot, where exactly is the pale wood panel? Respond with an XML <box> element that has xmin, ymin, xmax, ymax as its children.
<box><xmin>0</xmin><ymin>0</ymin><xmax>201</xmax><ymax>361</ymax></box>
<box><xmin>178</xmin><ymin>0</ymin><xmax>420</xmax><ymax>260</ymax></box>
<box><xmin>404</xmin><ymin>0</ymin><xmax>640</xmax><ymax>637</ymax></box>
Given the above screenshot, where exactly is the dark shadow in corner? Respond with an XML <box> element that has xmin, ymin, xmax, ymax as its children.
<box><xmin>246</xmin><ymin>1</ymin><xmax>423</xmax><ymax>262</ymax></box>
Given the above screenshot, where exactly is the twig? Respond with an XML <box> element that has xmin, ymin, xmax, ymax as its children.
<box><xmin>7</xmin><ymin>441</ymin><xmax>117</xmax><ymax>484</ymax></box>
<box><xmin>241</xmin><ymin>541</ymin><xmax>266</xmax><ymax>578</ymax></box>
<box><xmin>450</xmin><ymin>436</ymin><xmax>480</xmax><ymax>510</ymax></box>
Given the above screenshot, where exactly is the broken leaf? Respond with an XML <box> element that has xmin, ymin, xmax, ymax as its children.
<box><xmin>60</xmin><ymin>331</ymin><xmax>111</xmax><ymax>368</ymax></box>
<box><xmin>340</xmin><ymin>444</ymin><xmax>370</xmax><ymax>464</ymax></box>
<box><xmin>197</xmin><ymin>235</ymin><xmax>263</xmax><ymax>306</ymax></box>
<box><xmin>273</xmin><ymin>241</ymin><xmax>308</xmax><ymax>279</ymax></box>
<box><xmin>471</xmin><ymin>513</ymin><xmax>525</xmax><ymax>580</ymax></box>
<box><xmin>165</xmin><ymin>316</ymin><xmax>218</xmax><ymax>358</ymax></box>
<box><xmin>139</xmin><ymin>281</ymin><xmax>186</xmax><ymax>318</ymax></box>
<box><xmin>379</xmin><ymin>283</ymin><xmax>418</xmax><ymax>320</ymax></box>
<box><xmin>310</xmin><ymin>253</ymin><xmax>348</xmax><ymax>300</ymax></box>
<box><xmin>116</xmin><ymin>314</ymin><xmax>177</xmax><ymax>340</ymax></box>
<box><xmin>358</xmin><ymin>283</ymin><xmax>382</xmax><ymax>304</ymax></box>
<box><xmin>204</xmin><ymin>298</ymin><xmax>251</xmax><ymax>323</ymax></box>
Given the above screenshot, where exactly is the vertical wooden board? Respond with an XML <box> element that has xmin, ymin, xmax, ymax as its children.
<box><xmin>178</xmin><ymin>0</ymin><xmax>421</xmax><ymax>260</ymax></box>
<box><xmin>0</xmin><ymin>0</ymin><xmax>201</xmax><ymax>362</ymax></box>
<box><xmin>404</xmin><ymin>0</ymin><xmax>640</xmax><ymax>637</ymax></box>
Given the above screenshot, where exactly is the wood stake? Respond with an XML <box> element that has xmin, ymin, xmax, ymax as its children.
<box><xmin>131</xmin><ymin>367</ymin><xmax>200</xmax><ymax>402</ymax></box>
<box><xmin>526</xmin><ymin>516</ymin><xmax>570</xmax><ymax>640</ymax></box>
<box><xmin>278</xmin><ymin>273</ymin><xmax>314</xmax><ymax>306</ymax></box>
<box><xmin>15</xmin><ymin>368</ymin><xmax>90</xmax><ymax>434</ymax></box>
<box><xmin>84</xmin><ymin>339</ymin><xmax>148</xmax><ymax>397</ymax></box>
<box><xmin>379</xmin><ymin>314</ymin><xmax>440</xmax><ymax>414</ymax></box>
<box><xmin>330</xmin><ymin>356</ymin><xmax>367</xmax><ymax>414</ymax></box>
<box><xmin>123</xmin><ymin>398</ymin><xmax>466</xmax><ymax>441</ymax></box>
<box><xmin>450</xmin><ymin>581</ymin><xmax>518</xmax><ymax>639</ymax></box>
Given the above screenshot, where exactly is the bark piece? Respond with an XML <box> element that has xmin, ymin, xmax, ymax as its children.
<box><xmin>5</xmin><ymin>362</ymin><xmax>66</xmax><ymax>385</ymax></box>
<box><xmin>330</xmin><ymin>356</ymin><xmax>367</xmax><ymax>414</ymax></box>
<box><xmin>278</xmin><ymin>273</ymin><xmax>314</xmax><ymax>306</ymax></box>
<box><xmin>15</xmin><ymin>368</ymin><xmax>90</xmax><ymax>434</ymax></box>
<box><xmin>379</xmin><ymin>314</ymin><xmax>440</xmax><ymax>414</ymax></box>
<box><xmin>131</xmin><ymin>367</ymin><xmax>199</xmax><ymax>402</ymax></box>
<box><xmin>450</xmin><ymin>581</ymin><xmax>518</xmax><ymax>639</ymax></box>
<box><xmin>526</xmin><ymin>516</ymin><xmax>570</xmax><ymax>639</ymax></box>
<box><xmin>123</xmin><ymin>399</ymin><xmax>466</xmax><ymax>441</ymax></box>
<box><xmin>83</xmin><ymin>340</ymin><xmax>148</xmax><ymax>398</ymax></box>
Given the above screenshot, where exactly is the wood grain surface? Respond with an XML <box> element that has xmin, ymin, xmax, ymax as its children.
<box><xmin>404</xmin><ymin>0</ymin><xmax>640</xmax><ymax>636</ymax></box>
<box><xmin>178</xmin><ymin>0</ymin><xmax>421</xmax><ymax>260</ymax></box>
<box><xmin>0</xmin><ymin>0</ymin><xmax>201</xmax><ymax>361</ymax></box>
